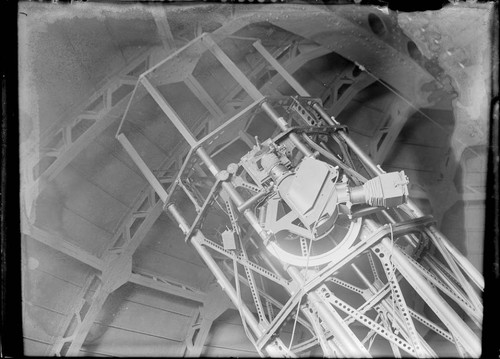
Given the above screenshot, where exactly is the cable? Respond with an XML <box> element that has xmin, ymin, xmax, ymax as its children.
<box><xmin>328</xmin><ymin>134</ymin><xmax>357</xmax><ymax>173</ymax></box>
<box><xmin>311</xmin><ymin>172</ymin><xmax>339</xmax><ymax>238</ymax></box>
<box><xmin>214</xmin><ymin>197</ymin><xmax>230</xmax><ymax>217</ymax></box>
<box><xmin>320</xmin><ymin>142</ymin><xmax>363</xmax><ymax>187</ymax></box>
<box><xmin>287</xmin><ymin>296</ymin><xmax>303</xmax><ymax>351</ymax></box>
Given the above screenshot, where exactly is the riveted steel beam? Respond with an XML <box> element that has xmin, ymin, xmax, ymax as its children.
<box><xmin>22</xmin><ymin>49</ymin><xmax>161</xmax><ymax>222</ymax></box>
<box><xmin>370</xmin><ymin>97</ymin><xmax>416</xmax><ymax>164</ymax></box>
<box><xmin>46</xmin><ymin>138</ymin><xmax>207</xmax><ymax>356</ymax></box>
<box><xmin>266</xmin><ymin>6</ymin><xmax>436</xmax><ymax>107</ymax></box>
<box><xmin>23</xmin><ymin>226</ymin><xmax>104</xmax><ymax>271</ymax></box>
<box><xmin>35</xmin><ymin>13</ymin><xmax>409</xmax><ymax>357</ymax></box>
<box><xmin>129</xmin><ymin>272</ymin><xmax>207</xmax><ymax>304</ymax></box>
<box><xmin>48</xmin><ymin>193</ymin><xmax>165</xmax><ymax>356</ymax></box>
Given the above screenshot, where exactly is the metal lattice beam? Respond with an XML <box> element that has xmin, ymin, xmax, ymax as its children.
<box><xmin>36</xmin><ymin>22</ymin><xmax>389</xmax><ymax>358</ymax></box>
<box><xmin>22</xmin><ymin>50</ymin><xmax>158</xmax><ymax>221</ymax></box>
<box><xmin>269</xmin><ymin>7</ymin><xmax>436</xmax><ymax>107</ymax></box>
<box><xmin>45</xmin><ymin>68</ymin><xmax>387</xmax><ymax>359</ymax></box>
<box><xmin>370</xmin><ymin>97</ymin><xmax>416</xmax><ymax>164</ymax></box>
<box><xmin>24</xmin><ymin>226</ymin><xmax>104</xmax><ymax>271</ymax></box>
<box><xmin>46</xmin><ymin>140</ymin><xmax>207</xmax><ymax>356</ymax></box>
<box><xmin>47</xmin><ymin>187</ymin><xmax>184</xmax><ymax>355</ymax></box>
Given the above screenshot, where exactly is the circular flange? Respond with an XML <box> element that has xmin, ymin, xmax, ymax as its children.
<box><xmin>265</xmin><ymin>216</ymin><xmax>363</xmax><ymax>267</ymax></box>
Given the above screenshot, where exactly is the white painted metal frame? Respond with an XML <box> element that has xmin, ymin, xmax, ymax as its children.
<box><xmin>41</xmin><ymin>32</ymin><xmax>361</xmax><ymax>357</ymax></box>
<box><xmin>117</xmin><ymin>33</ymin><xmax>484</xmax><ymax>358</ymax></box>
<box><xmin>22</xmin><ymin>11</ymin><xmax>461</xmax><ymax>355</ymax></box>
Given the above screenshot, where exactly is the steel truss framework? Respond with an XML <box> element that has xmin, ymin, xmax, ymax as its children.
<box><xmin>21</xmin><ymin>9</ymin><xmax>486</xmax><ymax>356</ymax></box>
<box><xmin>118</xmin><ymin>33</ymin><xmax>484</xmax><ymax>357</ymax></box>
<box><xmin>27</xmin><ymin>25</ymin><xmax>380</xmax><ymax>357</ymax></box>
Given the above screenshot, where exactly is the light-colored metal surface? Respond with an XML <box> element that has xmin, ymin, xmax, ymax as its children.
<box><xmin>19</xmin><ymin>3</ymin><xmax>492</xmax><ymax>357</ymax></box>
<box><xmin>118</xmin><ymin>30</ymin><xmax>484</xmax><ymax>357</ymax></box>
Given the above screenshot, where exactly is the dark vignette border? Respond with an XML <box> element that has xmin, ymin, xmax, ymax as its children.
<box><xmin>1</xmin><ymin>0</ymin><xmax>23</xmax><ymax>357</ymax></box>
<box><xmin>2</xmin><ymin>1</ymin><xmax>498</xmax><ymax>358</ymax></box>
